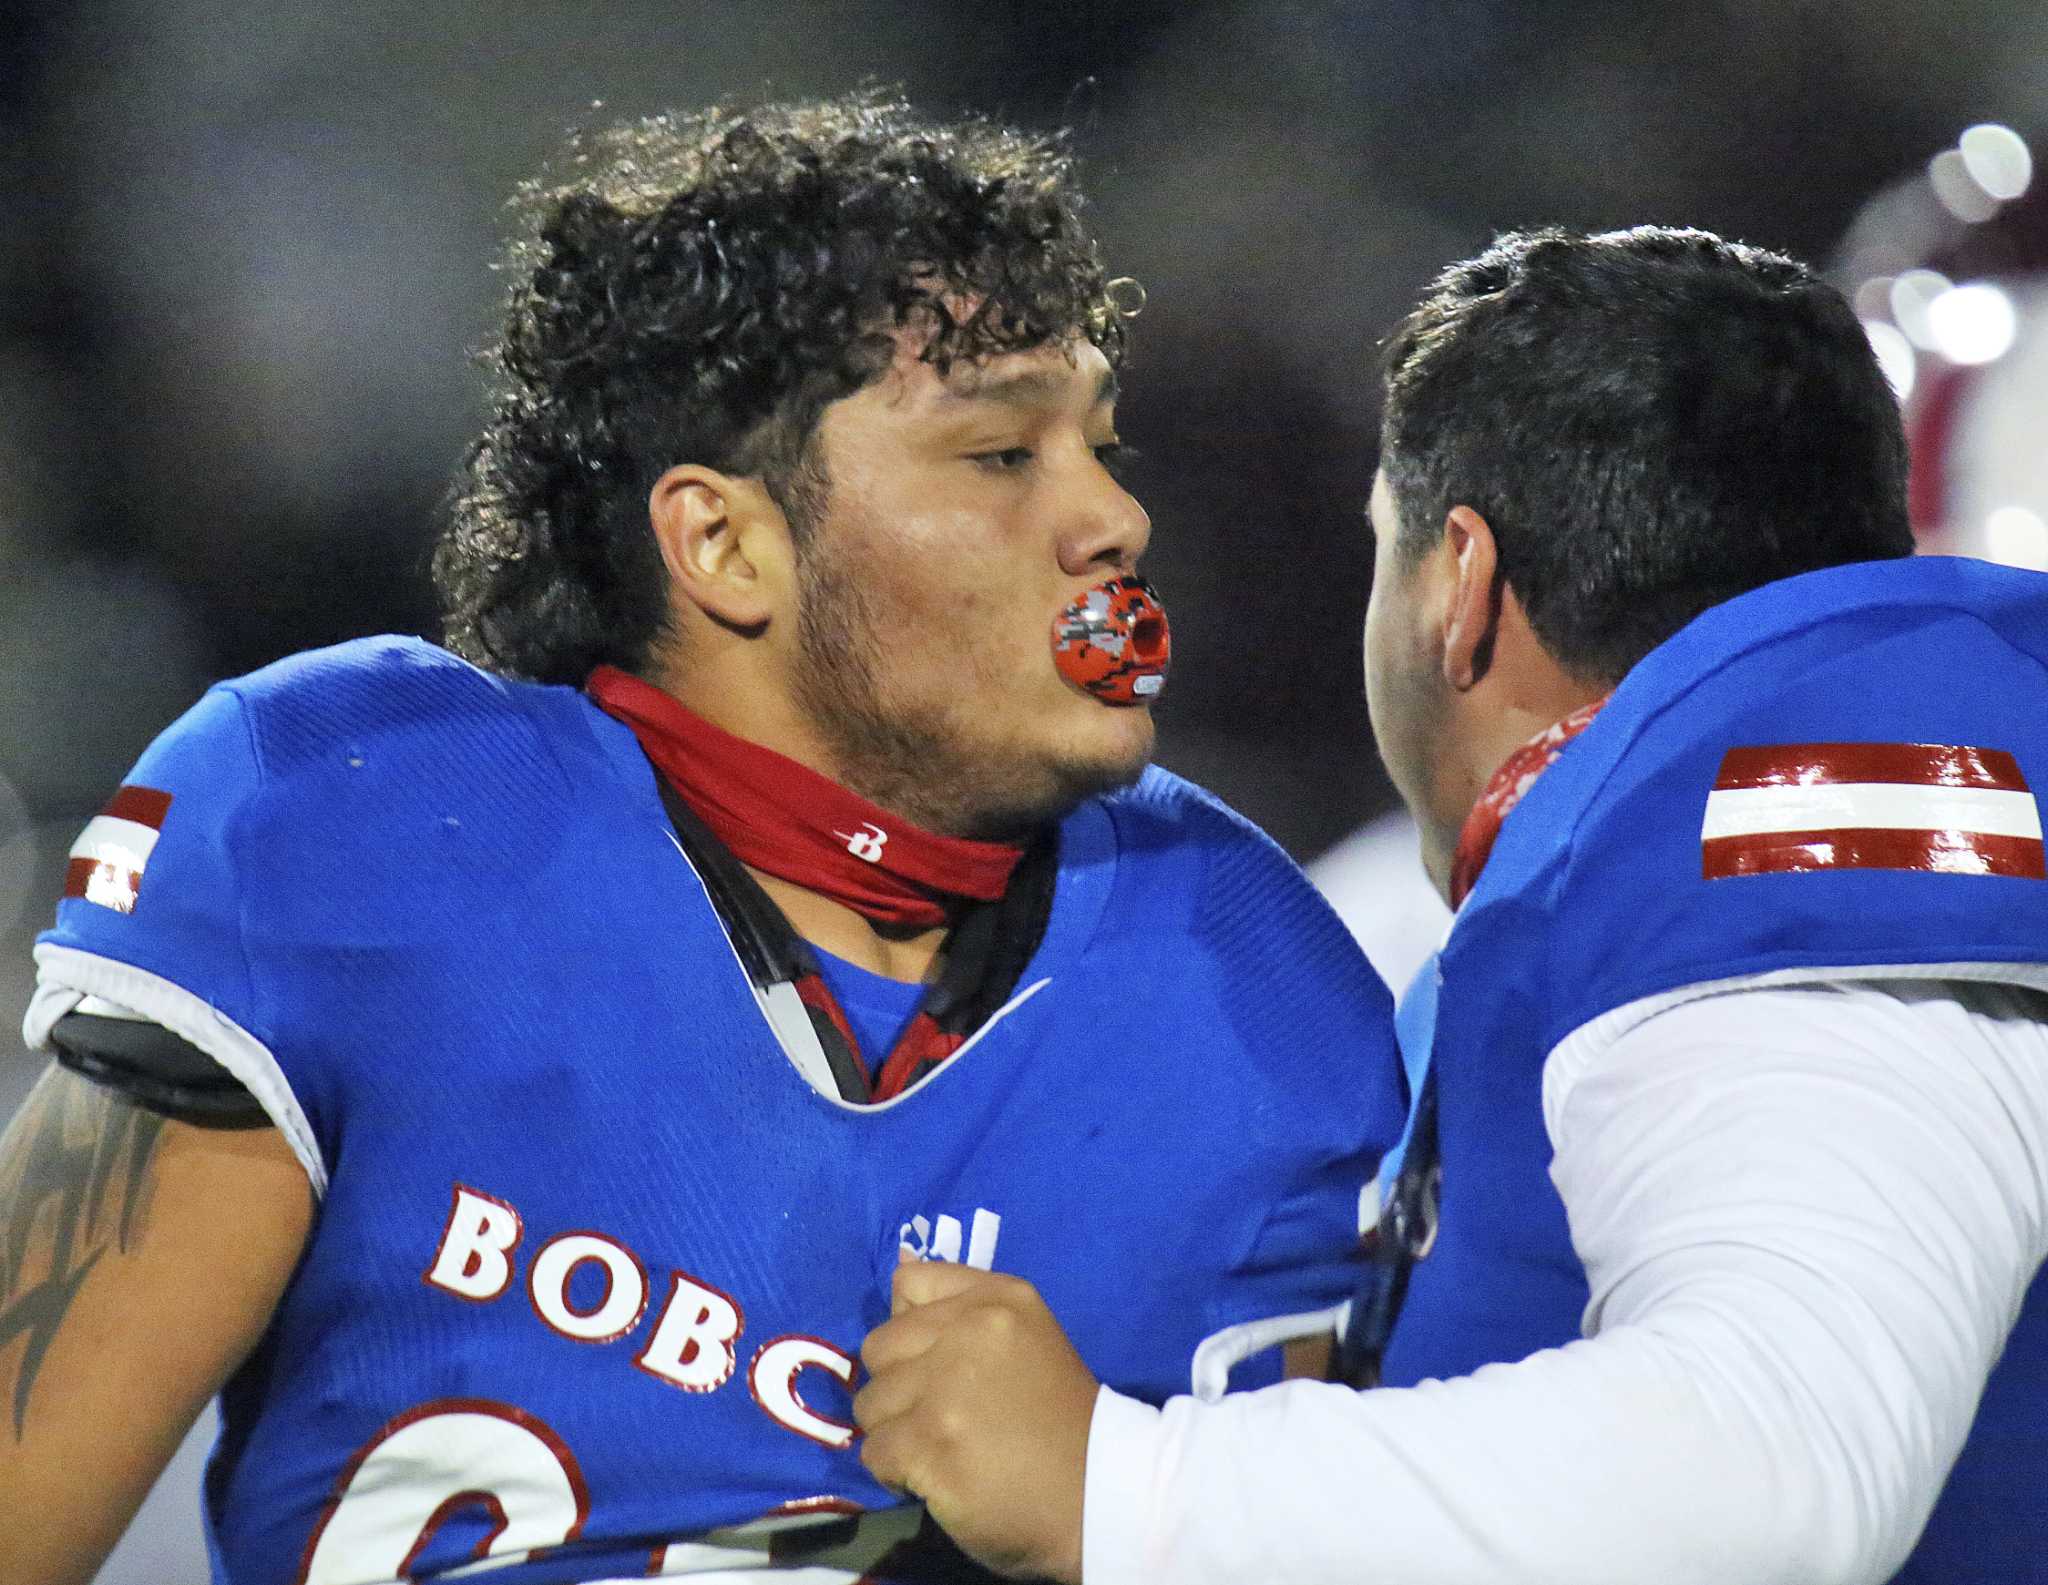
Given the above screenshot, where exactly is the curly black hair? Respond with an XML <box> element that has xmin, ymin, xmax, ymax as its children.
<box><xmin>436</xmin><ymin>91</ymin><xmax>1135</xmax><ymax>684</ymax></box>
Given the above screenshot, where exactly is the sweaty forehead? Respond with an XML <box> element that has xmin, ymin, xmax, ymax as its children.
<box><xmin>820</xmin><ymin>336</ymin><xmax>1117</xmax><ymax>455</ymax></box>
<box><xmin>913</xmin><ymin>340</ymin><xmax>1119</xmax><ymax>413</ymax></box>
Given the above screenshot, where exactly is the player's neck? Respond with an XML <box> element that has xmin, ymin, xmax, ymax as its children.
<box><xmin>749</xmin><ymin>869</ymin><xmax>949</xmax><ymax>983</ymax></box>
<box><xmin>657</xmin><ymin>659</ymin><xmax>854</xmax><ymax>793</ymax></box>
<box><xmin>647</xmin><ymin>653</ymin><xmax>958</xmax><ymax>982</ymax></box>
<box><xmin>1426</xmin><ymin>638</ymin><xmax>1610</xmax><ymax>902</ymax></box>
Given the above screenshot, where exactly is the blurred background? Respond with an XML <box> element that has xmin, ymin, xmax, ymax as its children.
<box><xmin>2</xmin><ymin>1</ymin><xmax>2045</xmax><ymax>1575</ymax></box>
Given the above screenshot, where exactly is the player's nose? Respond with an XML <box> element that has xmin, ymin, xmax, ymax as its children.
<box><xmin>1057</xmin><ymin>470</ymin><xmax>1151</xmax><ymax>577</ymax></box>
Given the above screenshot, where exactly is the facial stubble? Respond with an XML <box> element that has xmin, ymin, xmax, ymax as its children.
<box><xmin>790</xmin><ymin>526</ymin><xmax>1147</xmax><ymax>841</ymax></box>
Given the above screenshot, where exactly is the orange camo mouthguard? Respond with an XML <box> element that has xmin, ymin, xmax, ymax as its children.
<box><xmin>1051</xmin><ymin>576</ymin><xmax>1171</xmax><ymax>705</ymax></box>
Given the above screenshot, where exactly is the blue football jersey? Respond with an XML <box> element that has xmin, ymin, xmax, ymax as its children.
<box><xmin>1382</xmin><ymin>556</ymin><xmax>2048</xmax><ymax>1584</ymax></box>
<box><xmin>26</xmin><ymin>637</ymin><xmax>1401</xmax><ymax>1585</ymax></box>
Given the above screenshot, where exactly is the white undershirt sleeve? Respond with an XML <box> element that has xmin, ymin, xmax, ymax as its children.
<box><xmin>1083</xmin><ymin>976</ymin><xmax>2048</xmax><ymax>1585</ymax></box>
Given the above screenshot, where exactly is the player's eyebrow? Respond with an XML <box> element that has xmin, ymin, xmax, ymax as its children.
<box><xmin>939</xmin><ymin>364</ymin><xmax>1118</xmax><ymax>411</ymax></box>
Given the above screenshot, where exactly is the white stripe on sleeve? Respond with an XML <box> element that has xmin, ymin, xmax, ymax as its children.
<box><xmin>1699</xmin><ymin>782</ymin><xmax>2042</xmax><ymax>839</ymax></box>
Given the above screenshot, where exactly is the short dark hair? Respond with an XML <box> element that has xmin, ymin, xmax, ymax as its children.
<box><xmin>1380</xmin><ymin>226</ymin><xmax>1913</xmax><ymax>683</ymax></box>
<box><xmin>436</xmin><ymin>92</ymin><xmax>1131</xmax><ymax>684</ymax></box>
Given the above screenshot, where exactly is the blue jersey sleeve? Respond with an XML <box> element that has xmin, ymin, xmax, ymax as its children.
<box><xmin>42</xmin><ymin>684</ymin><xmax>261</xmax><ymax>1007</ymax></box>
<box><xmin>1478</xmin><ymin>562</ymin><xmax>2048</xmax><ymax>1050</ymax></box>
<box><xmin>27</xmin><ymin>682</ymin><xmax>329</xmax><ymax>1186</ymax></box>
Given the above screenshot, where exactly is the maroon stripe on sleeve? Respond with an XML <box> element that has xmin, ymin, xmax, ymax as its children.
<box><xmin>102</xmin><ymin>785</ymin><xmax>174</xmax><ymax>828</ymax></box>
<box><xmin>1713</xmin><ymin>744</ymin><xmax>2027</xmax><ymax>793</ymax></box>
<box><xmin>61</xmin><ymin>856</ymin><xmax>98</xmax><ymax>899</ymax></box>
<box><xmin>1703</xmin><ymin>827</ymin><xmax>2047</xmax><ymax>880</ymax></box>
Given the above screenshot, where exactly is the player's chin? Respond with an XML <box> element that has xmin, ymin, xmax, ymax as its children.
<box><xmin>1052</xmin><ymin>704</ymin><xmax>1156</xmax><ymax>799</ymax></box>
<box><xmin>971</xmin><ymin>709</ymin><xmax>1154</xmax><ymax>837</ymax></box>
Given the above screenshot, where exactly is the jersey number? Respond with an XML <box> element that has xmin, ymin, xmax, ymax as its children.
<box><xmin>297</xmin><ymin>1400</ymin><xmax>587</xmax><ymax>1582</ymax></box>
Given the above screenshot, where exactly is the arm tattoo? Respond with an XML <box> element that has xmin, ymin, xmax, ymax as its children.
<box><xmin>0</xmin><ymin>1068</ymin><xmax>167</xmax><ymax>1437</ymax></box>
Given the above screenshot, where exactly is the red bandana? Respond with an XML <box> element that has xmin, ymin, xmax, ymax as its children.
<box><xmin>1447</xmin><ymin>697</ymin><xmax>1610</xmax><ymax>910</ymax></box>
<box><xmin>586</xmin><ymin>666</ymin><xmax>1025</xmax><ymax>929</ymax></box>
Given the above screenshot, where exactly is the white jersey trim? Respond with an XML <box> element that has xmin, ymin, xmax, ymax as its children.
<box><xmin>664</xmin><ymin>828</ymin><xmax>1054</xmax><ymax>1114</ymax></box>
<box><xmin>25</xmin><ymin>941</ymin><xmax>328</xmax><ymax>1195</ymax></box>
<box><xmin>1189</xmin><ymin>1301</ymin><xmax>1349</xmax><ymax>1401</ymax></box>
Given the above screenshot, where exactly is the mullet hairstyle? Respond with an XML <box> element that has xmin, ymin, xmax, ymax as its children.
<box><xmin>437</xmin><ymin>91</ymin><xmax>1134</xmax><ymax>683</ymax></box>
<box><xmin>1379</xmin><ymin>225</ymin><xmax>1913</xmax><ymax>685</ymax></box>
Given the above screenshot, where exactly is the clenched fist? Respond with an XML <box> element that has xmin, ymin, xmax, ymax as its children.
<box><xmin>856</xmin><ymin>1262</ymin><xmax>1099</xmax><ymax>1583</ymax></box>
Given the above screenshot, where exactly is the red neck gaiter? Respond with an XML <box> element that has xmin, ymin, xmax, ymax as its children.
<box><xmin>586</xmin><ymin>666</ymin><xmax>1025</xmax><ymax>929</ymax></box>
<box><xmin>1447</xmin><ymin>696</ymin><xmax>1610</xmax><ymax>910</ymax></box>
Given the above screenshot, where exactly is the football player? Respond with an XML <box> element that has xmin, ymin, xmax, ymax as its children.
<box><xmin>0</xmin><ymin>95</ymin><xmax>1403</xmax><ymax>1583</ymax></box>
<box><xmin>854</xmin><ymin>228</ymin><xmax>2048</xmax><ymax>1585</ymax></box>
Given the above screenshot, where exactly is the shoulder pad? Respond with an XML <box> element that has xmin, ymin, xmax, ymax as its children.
<box><xmin>50</xmin><ymin>1012</ymin><xmax>269</xmax><ymax>1126</ymax></box>
<box><xmin>1465</xmin><ymin>558</ymin><xmax>2048</xmax><ymax>1046</ymax></box>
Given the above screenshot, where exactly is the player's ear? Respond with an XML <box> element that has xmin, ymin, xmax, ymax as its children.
<box><xmin>647</xmin><ymin>465</ymin><xmax>794</xmax><ymax>634</ymax></box>
<box><xmin>1440</xmin><ymin>505</ymin><xmax>1503</xmax><ymax>692</ymax></box>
